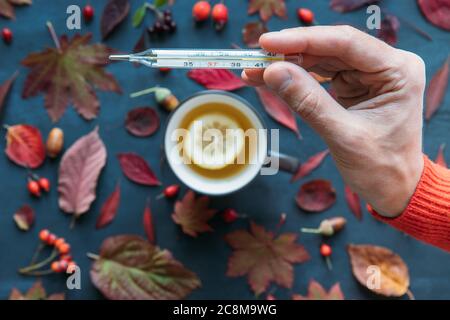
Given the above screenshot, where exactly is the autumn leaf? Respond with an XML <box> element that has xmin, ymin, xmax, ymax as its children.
<box><xmin>125</xmin><ymin>107</ymin><xmax>159</xmax><ymax>137</ymax></box>
<box><xmin>255</xmin><ymin>86</ymin><xmax>301</xmax><ymax>138</ymax></box>
<box><xmin>225</xmin><ymin>221</ymin><xmax>309</xmax><ymax>295</ymax></box>
<box><xmin>242</xmin><ymin>21</ymin><xmax>268</xmax><ymax>48</ymax></box>
<box><xmin>425</xmin><ymin>57</ymin><xmax>449</xmax><ymax>121</ymax></box>
<box><xmin>96</xmin><ymin>182</ymin><xmax>121</xmax><ymax>229</ymax></box>
<box><xmin>347</xmin><ymin>244</ymin><xmax>410</xmax><ymax>297</ymax></box>
<box><xmin>330</xmin><ymin>0</ymin><xmax>379</xmax><ymax>13</ymax></box>
<box><xmin>0</xmin><ymin>0</ymin><xmax>31</xmax><ymax>19</ymax></box>
<box><xmin>13</xmin><ymin>204</ymin><xmax>34</xmax><ymax>231</ymax></box>
<box><xmin>292</xmin><ymin>280</ymin><xmax>344</xmax><ymax>300</ymax></box>
<box><xmin>90</xmin><ymin>235</ymin><xmax>201</xmax><ymax>300</ymax></box>
<box><xmin>377</xmin><ymin>15</ymin><xmax>400</xmax><ymax>46</ymax></box>
<box><xmin>172</xmin><ymin>190</ymin><xmax>217</xmax><ymax>237</ymax></box>
<box><xmin>101</xmin><ymin>0</ymin><xmax>130</xmax><ymax>39</ymax></box>
<box><xmin>21</xmin><ymin>33</ymin><xmax>122</xmax><ymax>122</ymax></box>
<box><xmin>0</xmin><ymin>71</ymin><xmax>18</xmax><ymax>114</ymax></box>
<box><xmin>345</xmin><ymin>185</ymin><xmax>363</xmax><ymax>220</ymax></box>
<box><xmin>291</xmin><ymin>149</ymin><xmax>329</xmax><ymax>182</ymax></box>
<box><xmin>143</xmin><ymin>200</ymin><xmax>155</xmax><ymax>243</ymax></box>
<box><xmin>117</xmin><ymin>152</ymin><xmax>161</xmax><ymax>186</ymax></box>
<box><xmin>435</xmin><ymin>143</ymin><xmax>447</xmax><ymax>168</ymax></box>
<box><xmin>417</xmin><ymin>0</ymin><xmax>450</xmax><ymax>31</ymax></box>
<box><xmin>248</xmin><ymin>0</ymin><xmax>287</xmax><ymax>22</ymax></box>
<box><xmin>9</xmin><ymin>280</ymin><xmax>64</xmax><ymax>300</ymax></box>
<box><xmin>188</xmin><ymin>69</ymin><xmax>246</xmax><ymax>91</ymax></box>
<box><xmin>58</xmin><ymin>127</ymin><xmax>107</xmax><ymax>221</ymax></box>
<box><xmin>132</xmin><ymin>3</ymin><xmax>147</xmax><ymax>28</ymax></box>
<box><xmin>4</xmin><ymin>124</ymin><xmax>45</xmax><ymax>169</ymax></box>
<box><xmin>296</xmin><ymin>179</ymin><xmax>336</xmax><ymax>212</ymax></box>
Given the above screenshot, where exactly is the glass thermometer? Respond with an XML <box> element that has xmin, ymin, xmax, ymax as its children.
<box><xmin>109</xmin><ymin>49</ymin><xmax>302</xmax><ymax>69</ymax></box>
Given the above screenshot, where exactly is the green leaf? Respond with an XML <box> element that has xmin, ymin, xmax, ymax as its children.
<box><xmin>90</xmin><ymin>235</ymin><xmax>201</xmax><ymax>300</ymax></box>
<box><xmin>154</xmin><ymin>0</ymin><xmax>168</xmax><ymax>8</ymax></box>
<box><xmin>132</xmin><ymin>3</ymin><xmax>147</xmax><ymax>28</ymax></box>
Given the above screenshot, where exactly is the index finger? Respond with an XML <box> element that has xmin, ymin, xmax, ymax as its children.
<box><xmin>259</xmin><ymin>25</ymin><xmax>399</xmax><ymax>73</ymax></box>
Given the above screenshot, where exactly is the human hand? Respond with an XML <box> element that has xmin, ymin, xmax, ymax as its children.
<box><xmin>242</xmin><ymin>26</ymin><xmax>425</xmax><ymax>217</ymax></box>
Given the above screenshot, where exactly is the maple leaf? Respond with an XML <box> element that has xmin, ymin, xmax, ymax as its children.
<box><xmin>225</xmin><ymin>221</ymin><xmax>310</xmax><ymax>295</ymax></box>
<box><xmin>292</xmin><ymin>280</ymin><xmax>344</xmax><ymax>300</ymax></box>
<box><xmin>0</xmin><ymin>0</ymin><xmax>31</xmax><ymax>19</ymax></box>
<box><xmin>9</xmin><ymin>280</ymin><xmax>65</xmax><ymax>300</ymax></box>
<box><xmin>21</xmin><ymin>33</ymin><xmax>122</xmax><ymax>122</ymax></box>
<box><xmin>248</xmin><ymin>0</ymin><xmax>287</xmax><ymax>22</ymax></box>
<box><xmin>171</xmin><ymin>190</ymin><xmax>217</xmax><ymax>237</ymax></box>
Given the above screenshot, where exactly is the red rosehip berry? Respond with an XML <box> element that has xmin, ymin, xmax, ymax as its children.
<box><xmin>39</xmin><ymin>229</ymin><xmax>50</xmax><ymax>242</ymax></box>
<box><xmin>159</xmin><ymin>67</ymin><xmax>171</xmax><ymax>73</ymax></box>
<box><xmin>193</xmin><ymin>1</ymin><xmax>211</xmax><ymax>22</ymax></box>
<box><xmin>54</xmin><ymin>238</ymin><xmax>65</xmax><ymax>249</ymax></box>
<box><xmin>67</xmin><ymin>261</ymin><xmax>77</xmax><ymax>271</ymax></box>
<box><xmin>212</xmin><ymin>3</ymin><xmax>228</xmax><ymax>23</ymax></box>
<box><xmin>46</xmin><ymin>233</ymin><xmax>57</xmax><ymax>245</ymax></box>
<box><xmin>157</xmin><ymin>184</ymin><xmax>180</xmax><ymax>200</ymax></box>
<box><xmin>27</xmin><ymin>180</ymin><xmax>41</xmax><ymax>197</ymax></box>
<box><xmin>2</xmin><ymin>28</ymin><xmax>12</xmax><ymax>44</ymax></box>
<box><xmin>59</xmin><ymin>259</ymin><xmax>69</xmax><ymax>272</ymax></box>
<box><xmin>222</xmin><ymin>208</ymin><xmax>239</xmax><ymax>223</ymax></box>
<box><xmin>297</xmin><ymin>8</ymin><xmax>314</xmax><ymax>24</ymax></box>
<box><xmin>83</xmin><ymin>5</ymin><xmax>94</xmax><ymax>22</ymax></box>
<box><xmin>60</xmin><ymin>254</ymin><xmax>72</xmax><ymax>262</ymax></box>
<box><xmin>51</xmin><ymin>261</ymin><xmax>63</xmax><ymax>273</ymax></box>
<box><xmin>38</xmin><ymin>177</ymin><xmax>50</xmax><ymax>192</ymax></box>
<box><xmin>320</xmin><ymin>243</ymin><xmax>332</xmax><ymax>257</ymax></box>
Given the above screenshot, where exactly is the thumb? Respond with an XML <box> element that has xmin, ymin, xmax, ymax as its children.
<box><xmin>263</xmin><ymin>62</ymin><xmax>350</xmax><ymax>137</ymax></box>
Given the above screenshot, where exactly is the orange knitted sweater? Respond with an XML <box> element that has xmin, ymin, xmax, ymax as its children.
<box><xmin>369</xmin><ymin>155</ymin><xmax>450</xmax><ymax>251</ymax></box>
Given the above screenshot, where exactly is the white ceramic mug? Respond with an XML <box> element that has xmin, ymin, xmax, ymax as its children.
<box><xmin>164</xmin><ymin>90</ymin><xmax>299</xmax><ymax>196</ymax></box>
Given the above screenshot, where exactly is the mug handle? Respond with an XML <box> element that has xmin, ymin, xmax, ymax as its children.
<box><xmin>265</xmin><ymin>150</ymin><xmax>300</xmax><ymax>173</ymax></box>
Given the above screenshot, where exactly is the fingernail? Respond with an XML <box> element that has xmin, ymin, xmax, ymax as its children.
<box><xmin>265</xmin><ymin>68</ymin><xmax>292</xmax><ymax>92</ymax></box>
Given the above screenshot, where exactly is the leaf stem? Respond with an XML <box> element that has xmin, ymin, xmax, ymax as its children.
<box><xmin>21</xmin><ymin>269</ymin><xmax>54</xmax><ymax>276</ymax></box>
<box><xmin>87</xmin><ymin>252</ymin><xmax>100</xmax><ymax>260</ymax></box>
<box><xmin>19</xmin><ymin>249</ymin><xmax>58</xmax><ymax>274</ymax></box>
<box><xmin>130</xmin><ymin>86</ymin><xmax>159</xmax><ymax>98</ymax></box>
<box><xmin>70</xmin><ymin>215</ymin><xmax>77</xmax><ymax>229</ymax></box>
<box><xmin>145</xmin><ymin>3</ymin><xmax>163</xmax><ymax>19</ymax></box>
<box><xmin>46</xmin><ymin>21</ymin><xmax>62</xmax><ymax>53</ymax></box>
<box><xmin>300</xmin><ymin>228</ymin><xmax>321</xmax><ymax>234</ymax></box>
<box><xmin>30</xmin><ymin>243</ymin><xmax>44</xmax><ymax>265</ymax></box>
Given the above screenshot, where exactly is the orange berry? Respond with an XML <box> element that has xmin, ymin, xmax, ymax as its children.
<box><xmin>193</xmin><ymin>1</ymin><xmax>210</xmax><ymax>21</ymax></box>
<box><xmin>54</xmin><ymin>238</ymin><xmax>65</xmax><ymax>248</ymax></box>
<box><xmin>297</xmin><ymin>8</ymin><xmax>314</xmax><ymax>24</ymax></box>
<box><xmin>320</xmin><ymin>243</ymin><xmax>332</xmax><ymax>257</ymax></box>
<box><xmin>58</xmin><ymin>243</ymin><xmax>71</xmax><ymax>254</ymax></box>
<box><xmin>51</xmin><ymin>261</ymin><xmax>62</xmax><ymax>273</ymax></box>
<box><xmin>59</xmin><ymin>260</ymin><xmax>69</xmax><ymax>271</ymax></box>
<box><xmin>60</xmin><ymin>254</ymin><xmax>72</xmax><ymax>262</ymax></box>
<box><xmin>38</xmin><ymin>177</ymin><xmax>50</xmax><ymax>192</ymax></box>
<box><xmin>67</xmin><ymin>261</ymin><xmax>77</xmax><ymax>271</ymax></box>
<box><xmin>39</xmin><ymin>229</ymin><xmax>50</xmax><ymax>242</ymax></box>
<box><xmin>212</xmin><ymin>3</ymin><xmax>228</xmax><ymax>23</ymax></box>
<box><xmin>27</xmin><ymin>180</ymin><xmax>41</xmax><ymax>197</ymax></box>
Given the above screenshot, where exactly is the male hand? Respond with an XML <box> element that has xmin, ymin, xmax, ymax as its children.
<box><xmin>242</xmin><ymin>26</ymin><xmax>425</xmax><ymax>217</ymax></box>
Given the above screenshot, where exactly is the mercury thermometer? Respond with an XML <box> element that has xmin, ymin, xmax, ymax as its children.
<box><xmin>109</xmin><ymin>49</ymin><xmax>302</xmax><ymax>69</ymax></box>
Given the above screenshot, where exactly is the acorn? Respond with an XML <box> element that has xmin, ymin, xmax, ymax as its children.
<box><xmin>46</xmin><ymin>127</ymin><xmax>64</xmax><ymax>158</ymax></box>
<box><xmin>130</xmin><ymin>86</ymin><xmax>179</xmax><ymax>112</ymax></box>
<box><xmin>301</xmin><ymin>216</ymin><xmax>346</xmax><ymax>237</ymax></box>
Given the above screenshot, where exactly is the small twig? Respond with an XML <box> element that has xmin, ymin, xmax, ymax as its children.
<box><xmin>70</xmin><ymin>215</ymin><xmax>77</xmax><ymax>229</ymax></box>
<box><xmin>130</xmin><ymin>86</ymin><xmax>159</xmax><ymax>98</ymax></box>
<box><xmin>30</xmin><ymin>243</ymin><xmax>44</xmax><ymax>265</ymax></box>
<box><xmin>46</xmin><ymin>21</ymin><xmax>62</xmax><ymax>52</ymax></box>
<box><xmin>19</xmin><ymin>249</ymin><xmax>58</xmax><ymax>274</ymax></box>
<box><xmin>21</xmin><ymin>269</ymin><xmax>54</xmax><ymax>276</ymax></box>
<box><xmin>145</xmin><ymin>3</ymin><xmax>163</xmax><ymax>19</ymax></box>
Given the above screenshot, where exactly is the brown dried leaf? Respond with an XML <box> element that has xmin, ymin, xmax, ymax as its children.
<box><xmin>292</xmin><ymin>280</ymin><xmax>344</xmax><ymax>300</ymax></box>
<box><xmin>347</xmin><ymin>244</ymin><xmax>410</xmax><ymax>297</ymax></box>
<box><xmin>418</xmin><ymin>0</ymin><xmax>450</xmax><ymax>31</ymax></box>
<box><xmin>9</xmin><ymin>280</ymin><xmax>65</xmax><ymax>300</ymax></box>
<box><xmin>296</xmin><ymin>179</ymin><xmax>336</xmax><ymax>212</ymax></box>
<box><xmin>125</xmin><ymin>107</ymin><xmax>159</xmax><ymax>137</ymax></box>
<box><xmin>0</xmin><ymin>71</ymin><xmax>18</xmax><ymax>114</ymax></box>
<box><xmin>248</xmin><ymin>0</ymin><xmax>287</xmax><ymax>22</ymax></box>
<box><xmin>425</xmin><ymin>57</ymin><xmax>449</xmax><ymax>121</ymax></box>
<box><xmin>0</xmin><ymin>0</ymin><xmax>31</xmax><ymax>19</ymax></box>
<box><xmin>101</xmin><ymin>0</ymin><xmax>130</xmax><ymax>39</ymax></box>
<box><xmin>13</xmin><ymin>204</ymin><xmax>34</xmax><ymax>231</ymax></box>
<box><xmin>242</xmin><ymin>21</ymin><xmax>268</xmax><ymax>48</ymax></box>
<box><xmin>96</xmin><ymin>182</ymin><xmax>121</xmax><ymax>229</ymax></box>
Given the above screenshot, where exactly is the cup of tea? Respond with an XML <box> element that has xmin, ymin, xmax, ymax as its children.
<box><xmin>164</xmin><ymin>90</ymin><xmax>298</xmax><ymax>195</ymax></box>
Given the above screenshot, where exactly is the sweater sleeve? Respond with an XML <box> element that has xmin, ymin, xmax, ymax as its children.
<box><xmin>369</xmin><ymin>155</ymin><xmax>450</xmax><ymax>252</ymax></box>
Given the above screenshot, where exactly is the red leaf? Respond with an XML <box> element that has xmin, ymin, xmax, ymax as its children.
<box><xmin>436</xmin><ymin>143</ymin><xmax>447</xmax><ymax>168</ymax></box>
<box><xmin>242</xmin><ymin>21</ymin><xmax>268</xmax><ymax>48</ymax></box>
<box><xmin>13</xmin><ymin>204</ymin><xmax>34</xmax><ymax>231</ymax></box>
<box><xmin>225</xmin><ymin>221</ymin><xmax>309</xmax><ymax>295</ymax></box>
<box><xmin>255</xmin><ymin>86</ymin><xmax>301</xmax><ymax>138</ymax></box>
<box><xmin>0</xmin><ymin>71</ymin><xmax>18</xmax><ymax>114</ymax></box>
<box><xmin>143</xmin><ymin>200</ymin><xmax>155</xmax><ymax>243</ymax></box>
<box><xmin>117</xmin><ymin>152</ymin><xmax>161</xmax><ymax>186</ymax></box>
<box><xmin>0</xmin><ymin>0</ymin><xmax>31</xmax><ymax>19</ymax></box>
<box><xmin>425</xmin><ymin>57</ymin><xmax>449</xmax><ymax>121</ymax></box>
<box><xmin>171</xmin><ymin>190</ymin><xmax>217</xmax><ymax>237</ymax></box>
<box><xmin>96</xmin><ymin>182</ymin><xmax>121</xmax><ymax>229</ymax></box>
<box><xmin>125</xmin><ymin>107</ymin><xmax>159</xmax><ymax>137</ymax></box>
<box><xmin>58</xmin><ymin>127</ymin><xmax>107</xmax><ymax>219</ymax></box>
<box><xmin>296</xmin><ymin>179</ymin><xmax>336</xmax><ymax>212</ymax></box>
<box><xmin>187</xmin><ymin>69</ymin><xmax>246</xmax><ymax>91</ymax></box>
<box><xmin>248</xmin><ymin>0</ymin><xmax>287</xmax><ymax>22</ymax></box>
<box><xmin>345</xmin><ymin>185</ymin><xmax>363</xmax><ymax>220</ymax></box>
<box><xmin>292</xmin><ymin>280</ymin><xmax>344</xmax><ymax>300</ymax></box>
<box><xmin>291</xmin><ymin>149</ymin><xmax>329</xmax><ymax>182</ymax></box>
<box><xmin>5</xmin><ymin>124</ymin><xmax>45</xmax><ymax>169</ymax></box>
<box><xmin>133</xmin><ymin>31</ymin><xmax>147</xmax><ymax>53</ymax></box>
<box><xmin>377</xmin><ymin>15</ymin><xmax>400</xmax><ymax>46</ymax></box>
<box><xmin>101</xmin><ymin>0</ymin><xmax>130</xmax><ymax>39</ymax></box>
<box><xmin>330</xmin><ymin>0</ymin><xmax>380</xmax><ymax>13</ymax></box>
<box><xmin>418</xmin><ymin>0</ymin><xmax>450</xmax><ymax>31</ymax></box>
